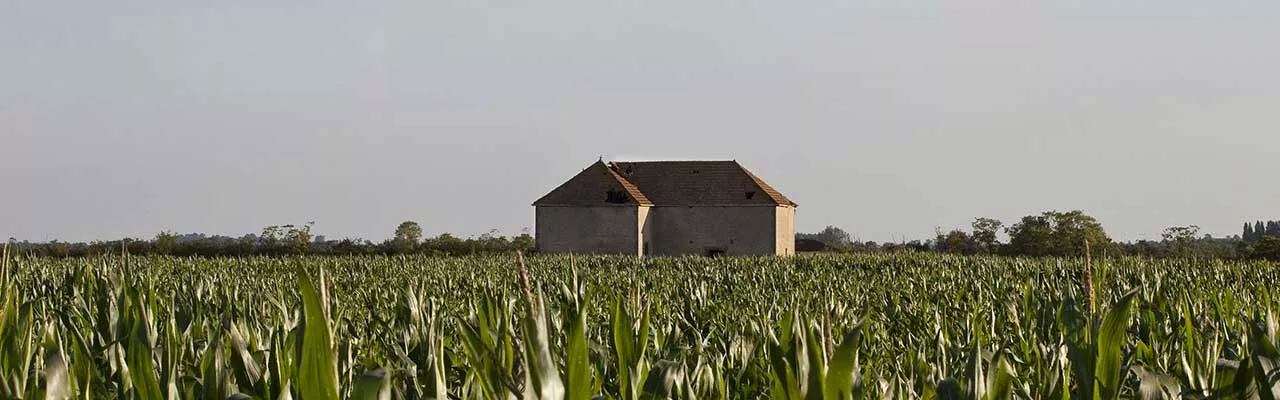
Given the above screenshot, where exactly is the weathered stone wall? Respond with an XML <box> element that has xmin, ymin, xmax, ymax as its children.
<box><xmin>535</xmin><ymin>206</ymin><xmax>639</xmax><ymax>255</ymax></box>
<box><xmin>648</xmin><ymin>206</ymin><xmax>778</xmax><ymax>256</ymax></box>
<box><xmin>535</xmin><ymin>205</ymin><xmax>796</xmax><ymax>257</ymax></box>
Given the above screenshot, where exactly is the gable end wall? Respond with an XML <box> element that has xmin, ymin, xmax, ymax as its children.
<box><xmin>535</xmin><ymin>206</ymin><xmax>640</xmax><ymax>255</ymax></box>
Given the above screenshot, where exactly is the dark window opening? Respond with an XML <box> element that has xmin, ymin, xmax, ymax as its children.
<box><xmin>605</xmin><ymin>189</ymin><xmax>629</xmax><ymax>204</ymax></box>
<box><xmin>625</xmin><ymin>166</ymin><xmax>634</xmax><ymax>175</ymax></box>
<box><xmin>705</xmin><ymin>248</ymin><xmax>726</xmax><ymax>257</ymax></box>
<box><xmin>692</xmin><ymin>169</ymin><xmax>700</xmax><ymax>174</ymax></box>
<box><xmin>745</xmin><ymin>191</ymin><xmax>756</xmax><ymax>199</ymax></box>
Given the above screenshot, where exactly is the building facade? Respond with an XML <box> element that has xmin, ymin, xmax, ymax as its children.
<box><xmin>533</xmin><ymin>160</ymin><xmax>796</xmax><ymax>256</ymax></box>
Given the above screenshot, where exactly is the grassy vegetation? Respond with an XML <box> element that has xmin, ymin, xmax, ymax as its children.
<box><xmin>2</xmin><ymin>249</ymin><xmax>1280</xmax><ymax>399</ymax></box>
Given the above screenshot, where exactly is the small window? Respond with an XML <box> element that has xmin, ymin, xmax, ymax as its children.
<box><xmin>745</xmin><ymin>191</ymin><xmax>756</xmax><ymax>199</ymax></box>
<box><xmin>705</xmin><ymin>248</ymin><xmax>726</xmax><ymax>257</ymax></box>
<box><xmin>605</xmin><ymin>190</ymin><xmax>629</xmax><ymax>204</ymax></box>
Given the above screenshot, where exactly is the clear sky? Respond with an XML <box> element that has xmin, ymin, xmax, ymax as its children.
<box><xmin>3</xmin><ymin>0</ymin><xmax>1278</xmax><ymax>243</ymax></box>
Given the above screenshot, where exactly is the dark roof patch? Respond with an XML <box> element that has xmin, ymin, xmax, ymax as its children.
<box><xmin>531</xmin><ymin>161</ymin><xmax>653</xmax><ymax>206</ymax></box>
<box><xmin>534</xmin><ymin>160</ymin><xmax>795</xmax><ymax>207</ymax></box>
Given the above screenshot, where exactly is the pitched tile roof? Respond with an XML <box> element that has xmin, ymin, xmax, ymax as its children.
<box><xmin>533</xmin><ymin>160</ymin><xmax>795</xmax><ymax>207</ymax></box>
<box><xmin>531</xmin><ymin>161</ymin><xmax>652</xmax><ymax>206</ymax></box>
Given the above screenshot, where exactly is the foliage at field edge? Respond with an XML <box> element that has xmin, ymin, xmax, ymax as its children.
<box><xmin>3</xmin><ymin>250</ymin><xmax>1280</xmax><ymax>399</ymax></box>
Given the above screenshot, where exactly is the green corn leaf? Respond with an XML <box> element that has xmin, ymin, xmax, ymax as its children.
<box><xmin>126</xmin><ymin>296</ymin><xmax>164</xmax><ymax>400</ymax></box>
<box><xmin>1182</xmin><ymin>295</ymin><xmax>1199</xmax><ymax>388</ymax></box>
<box><xmin>42</xmin><ymin>347</ymin><xmax>70</xmax><ymax>400</ymax></box>
<box><xmin>564</xmin><ymin>269</ymin><xmax>594</xmax><ymax>400</ymax></box>
<box><xmin>768</xmin><ymin>310</ymin><xmax>805</xmax><ymax>400</ymax></box>
<box><xmin>1094</xmin><ymin>289</ymin><xmax>1138</xmax><ymax>400</ymax></box>
<box><xmin>823</xmin><ymin>326</ymin><xmax>863</xmax><ymax>400</ymax></box>
<box><xmin>424</xmin><ymin>300</ymin><xmax>448</xmax><ymax>400</ymax></box>
<box><xmin>296</xmin><ymin>265</ymin><xmax>339</xmax><ymax>400</ymax></box>
<box><xmin>965</xmin><ymin>344</ymin><xmax>986</xmax><ymax>400</ymax></box>
<box><xmin>521</xmin><ymin>292</ymin><xmax>564</xmax><ymax>400</ymax></box>
<box><xmin>200</xmin><ymin>339</ymin><xmax>231</xmax><ymax>400</ymax></box>
<box><xmin>985</xmin><ymin>352</ymin><xmax>1013</xmax><ymax>400</ymax></box>
<box><xmin>808</xmin><ymin>321</ymin><xmax>835</xmax><ymax>400</ymax></box>
<box><xmin>351</xmin><ymin>369</ymin><xmax>390</xmax><ymax>400</ymax></box>
<box><xmin>611</xmin><ymin>296</ymin><xmax>637</xmax><ymax>400</ymax></box>
<box><xmin>227</xmin><ymin>322</ymin><xmax>264</xmax><ymax>395</ymax></box>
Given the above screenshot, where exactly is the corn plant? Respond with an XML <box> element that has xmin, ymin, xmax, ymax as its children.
<box><xmin>3</xmin><ymin>249</ymin><xmax>1280</xmax><ymax>399</ymax></box>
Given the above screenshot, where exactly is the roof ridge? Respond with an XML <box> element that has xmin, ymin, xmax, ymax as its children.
<box><xmin>611</xmin><ymin>160</ymin><xmax>736</xmax><ymax>163</ymax></box>
<box><xmin>535</xmin><ymin>159</ymin><xmax>795</xmax><ymax>207</ymax></box>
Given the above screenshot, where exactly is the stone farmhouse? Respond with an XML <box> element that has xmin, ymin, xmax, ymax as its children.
<box><xmin>532</xmin><ymin>160</ymin><xmax>796</xmax><ymax>256</ymax></box>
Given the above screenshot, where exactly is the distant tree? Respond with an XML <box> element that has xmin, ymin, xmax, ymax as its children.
<box><xmin>970</xmin><ymin>218</ymin><xmax>1003</xmax><ymax>253</ymax></box>
<box><xmin>154</xmin><ymin>231</ymin><xmax>178</xmax><ymax>255</ymax></box>
<box><xmin>1257</xmin><ymin>221</ymin><xmax>1268</xmax><ymax>239</ymax></box>
<box><xmin>796</xmin><ymin>226</ymin><xmax>854</xmax><ymax>252</ymax></box>
<box><xmin>1254</xmin><ymin>236</ymin><xmax>1280</xmax><ymax>262</ymax></box>
<box><xmin>512</xmin><ymin>228</ymin><xmax>534</xmax><ymax>252</ymax></box>
<box><xmin>261</xmin><ymin>225</ymin><xmax>284</xmax><ymax>252</ymax></box>
<box><xmin>260</xmin><ymin>223</ymin><xmax>314</xmax><ymax>255</ymax></box>
<box><xmin>1004</xmin><ymin>210</ymin><xmax>1110</xmax><ymax>257</ymax></box>
<box><xmin>1269</xmin><ymin>221</ymin><xmax>1280</xmax><ymax>237</ymax></box>
<box><xmin>329</xmin><ymin>238</ymin><xmax>361</xmax><ymax>255</ymax></box>
<box><xmin>935</xmin><ymin>229</ymin><xmax>972</xmax><ymax>254</ymax></box>
<box><xmin>283</xmin><ymin>222</ymin><xmax>314</xmax><ymax>255</ymax></box>
<box><xmin>425</xmin><ymin>233</ymin><xmax>468</xmax><ymax>256</ymax></box>
<box><xmin>233</xmin><ymin>235</ymin><xmax>257</xmax><ymax>255</ymax></box>
<box><xmin>48</xmin><ymin>240</ymin><xmax>71</xmax><ymax>257</ymax></box>
<box><xmin>905</xmin><ymin>240</ymin><xmax>930</xmax><ymax>252</ymax></box>
<box><xmin>14</xmin><ymin>226</ymin><xmax>541</xmax><ymax>258</ymax></box>
<box><xmin>512</xmin><ymin>234</ymin><xmax>535</xmax><ymax>252</ymax></box>
<box><xmin>1004</xmin><ymin>215</ymin><xmax>1054</xmax><ymax>257</ymax></box>
<box><xmin>1162</xmin><ymin>225</ymin><xmax>1201</xmax><ymax>258</ymax></box>
<box><xmin>851</xmin><ymin>241</ymin><xmax>880</xmax><ymax>252</ymax></box>
<box><xmin>1162</xmin><ymin>225</ymin><xmax>1201</xmax><ymax>242</ymax></box>
<box><xmin>392</xmin><ymin>221</ymin><xmax>423</xmax><ymax>254</ymax></box>
<box><xmin>1244</xmin><ymin>222</ymin><xmax>1256</xmax><ymax>243</ymax></box>
<box><xmin>476</xmin><ymin>229</ymin><xmax>512</xmax><ymax>252</ymax></box>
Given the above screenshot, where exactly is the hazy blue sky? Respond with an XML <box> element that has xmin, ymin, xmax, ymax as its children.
<box><xmin>3</xmin><ymin>0</ymin><xmax>1278</xmax><ymax>243</ymax></box>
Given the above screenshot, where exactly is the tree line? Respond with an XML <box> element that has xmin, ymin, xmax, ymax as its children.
<box><xmin>798</xmin><ymin>210</ymin><xmax>1280</xmax><ymax>261</ymax></box>
<box><xmin>8</xmin><ymin>221</ymin><xmax>533</xmax><ymax>258</ymax></box>
<box><xmin>1243</xmin><ymin>220</ymin><xmax>1280</xmax><ymax>243</ymax></box>
<box><xmin>11</xmin><ymin>212</ymin><xmax>1280</xmax><ymax>261</ymax></box>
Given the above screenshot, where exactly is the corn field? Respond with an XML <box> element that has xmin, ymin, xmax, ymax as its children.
<box><xmin>3</xmin><ymin>249</ymin><xmax>1280</xmax><ymax>399</ymax></box>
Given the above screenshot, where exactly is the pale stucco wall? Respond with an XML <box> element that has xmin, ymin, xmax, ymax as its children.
<box><xmin>648</xmin><ymin>206</ymin><xmax>778</xmax><ymax>256</ymax></box>
<box><xmin>775</xmin><ymin>206</ymin><xmax>796</xmax><ymax>256</ymax></box>
<box><xmin>637</xmin><ymin>206</ymin><xmax>652</xmax><ymax>256</ymax></box>
<box><xmin>535</xmin><ymin>206</ymin><xmax>639</xmax><ymax>255</ymax></box>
